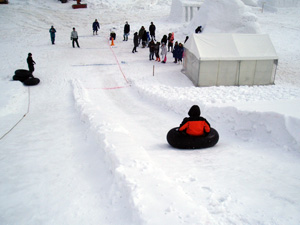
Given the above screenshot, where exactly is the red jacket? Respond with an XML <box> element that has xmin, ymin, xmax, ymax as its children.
<box><xmin>179</xmin><ymin>120</ymin><xmax>210</xmax><ymax>136</ymax></box>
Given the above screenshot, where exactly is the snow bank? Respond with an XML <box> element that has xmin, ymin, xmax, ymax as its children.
<box><xmin>72</xmin><ymin>80</ymin><xmax>215</xmax><ymax>224</ymax></box>
<box><xmin>131</xmin><ymin>81</ymin><xmax>300</xmax><ymax>152</ymax></box>
<box><xmin>85</xmin><ymin>0</ymin><xmax>171</xmax><ymax>10</ymax></box>
<box><xmin>187</xmin><ymin>0</ymin><xmax>261</xmax><ymax>34</ymax></box>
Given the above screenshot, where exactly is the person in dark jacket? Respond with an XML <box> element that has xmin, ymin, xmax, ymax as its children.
<box><xmin>154</xmin><ymin>41</ymin><xmax>160</xmax><ymax>62</ymax></box>
<box><xmin>138</xmin><ymin>26</ymin><xmax>145</xmax><ymax>45</ymax></box>
<box><xmin>195</xmin><ymin>26</ymin><xmax>202</xmax><ymax>33</ymax></box>
<box><xmin>123</xmin><ymin>21</ymin><xmax>130</xmax><ymax>41</ymax></box>
<box><xmin>149</xmin><ymin>22</ymin><xmax>156</xmax><ymax>41</ymax></box>
<box><xmin>148</xmin><ymin>39</ymin><xmax>155</xmax><ymax>60</ymax></box>
<box><xmin>173</xmin><ymin>41</ymin><xmax>179</xmax><ymax>63</ymax></box>
<box><xmin>179</xmin><ymin>105</ymin><xmax>211</xmax><ymax>136</ymax></box>
<box><xmin>27</xmin><ymin>53</ymin><xmax>36</xmax><ymax>74</ymax></box>
<box><xmin>177</xmin><ymin>43</ymin><xmax>184</xmax><ymax>63</ymax></box>
<box><xmin>49</xmin><ymin>25</ymin><xmax>56</xmax><ymax>44</ymax></box>
<box><xmin>132</xmin><ymin>32</ymin><xmax>138</xmax><ymax>53</ymax></box>
<box><xmin>92</xmin><ymin>19</ymin><xmax>100</xmax><ymax>35</ymax></box>
<box><xmin>184</xmin><ymin>36</ymin><xmax>189</xmax><ymax>44</ymax></box>
<box><xmin>161</xmin><ymin>35</ymin><xmax>167</xmax><ymax>46</ymax></box>
<box><xmin>142</xmin><ymin>29</ymin><xmax>148</xmax><ymax>48</ymax></box>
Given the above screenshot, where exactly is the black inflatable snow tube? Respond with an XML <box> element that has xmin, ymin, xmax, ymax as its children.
<box><xmin>13</xmin><ymin>69</ymin><xmax>33</xmax><ymax>82</ymax></box>
<box><xmin>167</xmin><ymin>127</ymin><xmax>219</xmax><ymax>149</ymax></box>
<box><xmin>23</xmin><ymin>77</ymin><xmax>40</xmax><ymax>86</ymax></box>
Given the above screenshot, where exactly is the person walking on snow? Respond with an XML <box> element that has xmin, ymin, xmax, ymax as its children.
<box><xmin>27</xmin><ymin>53</ymin><xmax>36</xmax><ymax>74</ymax></box>
<box><xmin>132</xmin><ymin>32</ymin><xmax>138</xmax><ymax>53</ymax></box>
<box><xmin>123</xmin><ymin>21</ymin><xmax>130</xmax><ymax>41</ymax></box>
<box><xmin>92</xmin><ymin>19</ymin><xmax>100</xmax><ymax>35</ymax></box>
<box><xmin>71</xmin><ymin>27</ymin><xmax>80</xmax><ymax>48</ymax></box>
<box><xmin>49</xmin><ymin>25</ymin><xmax>56</xmax><ymax>44</ymax></box>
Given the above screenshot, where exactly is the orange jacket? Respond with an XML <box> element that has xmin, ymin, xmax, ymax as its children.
<box><xmin>179</xmin><ymin>120</ymin><xmax>211</xmax><ymax>136</ymax></box>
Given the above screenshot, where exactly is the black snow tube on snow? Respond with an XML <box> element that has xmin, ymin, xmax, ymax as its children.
<box><xmin>23</xmin><ymin>77</ymin><xmax>40</xmax><ymax>86</ymax></box>
<box><xmin>167</xmin><ymin>127</ymin><xmax>219</xmax><ymax>149</ymax></box>
<box><xmin>13</xmin><ymin>69</ymin><xmax>33</xmax><ymax>82</ymax></box>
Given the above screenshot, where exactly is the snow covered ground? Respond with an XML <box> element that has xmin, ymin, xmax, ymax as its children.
<box><xmin>0</xmin><ymin>0</ymin><xmax>300</xmax><ymax>224</ymax></box>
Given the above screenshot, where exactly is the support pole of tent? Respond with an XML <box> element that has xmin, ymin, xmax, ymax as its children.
<box><xmin>190</xmin><ymin>6</ymin><xmax>193</xmax><ymax>21</ymax></box>
<box><xmin>261</xmin><ymin>2</ymin><xmax>266</xmax><ymax>13</ymax></box>
<box><xmin>185</xmin><ymin>6</ymin><xmax>189</xmax><ymax>22</ymax></box>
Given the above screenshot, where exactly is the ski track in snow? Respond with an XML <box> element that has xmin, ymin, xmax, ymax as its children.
<box><xmin>1</xmin><ymin>1</ymin><xmax>300</xmax><ymax>224</ymax></box>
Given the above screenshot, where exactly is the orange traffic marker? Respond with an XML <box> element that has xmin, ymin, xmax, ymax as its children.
<box><xmin>111</xmin><ymin>38</ymin><xmax>115</xmax><ymax>46</ymax></box>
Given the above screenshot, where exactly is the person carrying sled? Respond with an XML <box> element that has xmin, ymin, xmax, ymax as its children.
<box><xmin>179</xmin><ymin>105</ymin><xmax>210</xmax><ymax>136</ymax></box>
<box><xmin>27</xmin><ymin>53</ymin><xmax>36</xmax><ymax>74</ymax></box>
<box><xmin>93</xmin><ymin>19</ymin><xmax>100</xmax><ymax>35</ymax></box>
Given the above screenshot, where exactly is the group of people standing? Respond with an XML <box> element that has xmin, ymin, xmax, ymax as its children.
<box><xmin>47</xmin><ymin>20</ymin><xmax>184</xmax><ymax>64</ymax></box>
<box><xmin>131</xmin><ymin>22</ymin><xmax>184</xmax><ymax>64</ymax></box>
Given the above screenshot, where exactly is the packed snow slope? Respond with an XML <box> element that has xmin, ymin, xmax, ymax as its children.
<box><xmin>0</xmin><ymin>0</ymin><xmax>300</xmax><ymax>224</ymax></box>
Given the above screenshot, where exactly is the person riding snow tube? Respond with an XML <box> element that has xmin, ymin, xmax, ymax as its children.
<box><xmin>167</xmin><ymin>105</ymin><xmax>219</xmax><ymax>149</ymax></box>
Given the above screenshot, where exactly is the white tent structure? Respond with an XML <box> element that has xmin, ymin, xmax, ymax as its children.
<box><xmin>183</xmin><ymin>33</ymin><xmax>278</xmax><ymax>87</ymax></box>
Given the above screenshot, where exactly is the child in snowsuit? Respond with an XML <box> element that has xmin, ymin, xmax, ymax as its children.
<box><xmin>179</xmin><ymin>105</ymin><xmax>211</xmax><ymax>136</ymax></box>
<box><xmin>110</xmin><ymin>30</ymin><xmax>116</xmax><ymax>40</ymax></box>
<box><xmin>161</xmin><ymin>42</ymin><xmax>167</xmax><ymax>63</ymax></box>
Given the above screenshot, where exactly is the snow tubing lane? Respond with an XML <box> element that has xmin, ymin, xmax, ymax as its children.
<box><xmin>13</xmin><ymin>69</ymin><xmax>33</xmax><ymax>82</ymax></box>
<box><xmin>167</xmin><ymin>127</ymin><xmax>219</xmax><ymax>149</ymax></box>
<box><xmin>23</xmin><ymin>77</ymin><xmax>40</xmax><ymax>86</ymax></box>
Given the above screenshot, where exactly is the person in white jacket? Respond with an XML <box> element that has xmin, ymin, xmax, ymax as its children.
<box><xmin>161</xmin><ymin>42</ymin><xmax>167</xmax><ymax>63</ymax></box>
<box><xmin>70</xmin><ymin>27</ymin><xmax>80</xmax><ymax>48</ymax></box>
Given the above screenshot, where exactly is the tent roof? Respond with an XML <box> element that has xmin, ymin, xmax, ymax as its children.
<box><xmin>184</xmin><ymin>33</ymin><xmax>278</xmax><ymax>60</ymax></box>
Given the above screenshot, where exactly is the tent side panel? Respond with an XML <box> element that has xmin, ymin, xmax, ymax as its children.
<box><xmin>217</xmin><ymin>61</ymin><xmax>238</xmax><ymax>86</ymax></box>
<box><xmin>254</xmin><ymin>60</ymin><xmax>274</xmax><ymax>85</ymax></box>
<box><xmin>239</xmin><ymin>60</ymin><xmax>256</xmax><ymax>85</ymax></box>
<box><xmin>198</xmin><ymin>61</ymin><xmax>218</xmax><ymax>87</ymax></box>
<box><xmin>184</xmin><ymin>49</ymin><xmax>200</xmax><ymax>86</ymax></box>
